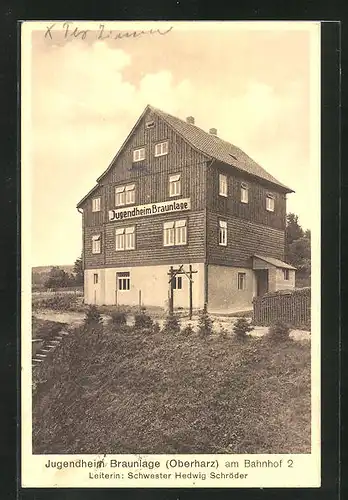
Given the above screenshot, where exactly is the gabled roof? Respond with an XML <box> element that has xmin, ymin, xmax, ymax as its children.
<box><xmin>253</xmin><ymin>254</ymin><xmax>296</xmax><ymax>270</ymax></box>
<box><xmin>77</xmin><ymin>104</ymin><xmax>293</xmax><ymax>208</ymax></box>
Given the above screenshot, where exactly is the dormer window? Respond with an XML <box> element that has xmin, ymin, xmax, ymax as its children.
<box><xmin>133</xmin><ymin>147</ymin><xmax>145</xmax><ymax>162</ymax></box>
<box><xmin>219</xmin><ymin>174</ymin><xmax>228</xmax><ymax>197</ymax></box>
<box><xmin>241</xmin><ymin>183</ymin><xmax>249</xmax><ymax>204</ymax></box>
<box><xmin>266</xmin><ymin>193</ymin><xmax>275</xmax><ymax>212</ymax></box>
<box><xmin>169</xmin><ymin>174</ymin><xmax>181</xmax><ymax>197</ymax></box>
<box><xmin>92</xmin><ymin>197</ymin><xmax>101</xmax><ymax>212</ymax></box>
<box><xmin>155</xmin><ymin>141</ymin><xmax>168</xmax><ymax>157</ymax></box>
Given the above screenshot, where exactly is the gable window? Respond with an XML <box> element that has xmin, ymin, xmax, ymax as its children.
<box><xmin>283</xmin><ymin>269</ymin><xmax>290</xmax><ymax>280</ymax></box>
<box><xmin>145</xmin><ymin>121</ymin><xmax>155</xmax><ymax>129</ymax></box>
<box><xmin>92</xmin><ymin>197</ymin><xmax>101</xmax><ymax>212</ymax></box>
<box><xmin>133</xmin><ymin>147</ymin><xmax>145</xmax><ymax>162</ymax></box>
<box><xmin>173</xmin><ymin>276</ymin><xmax>182</xmax><ymax>289</ymax></box>
<box><xmin>238</xmin><ymin>272</ymin><xmax>246</xmax><ymax>290</ymax></box>
<box><xmin>155</xmin><ymin>141</ymin><xmax>168</xmax><ymax>157</ymax></box>
<box><xmin>219</xmin><ymin>220</ymin><xmax>227</xmax><ymax>246</ymax></box>
<box><xmin>93</xmin><ymin>273</ymin><xmax>98</xmax><ymax>284</ymax></box>
<box><xmin>116</xmin><ymin>226</ymin><xmax>135</xmax><ymax>251</ymax></box>
<box><xmin>169</xmin><ymin>174</ymin><xmax>181</xmax><ymax>197</ymax></box>
<box><xmin>117</xmin><ymin>271</ymin><xmax>130</xmax><ymax>291</ymax></box>
<box><xmin>115</xmin><ymin>184</ymin><xmax>136</xmax><ymax>206</ymax></box>
<box><xmin>163</xmin><ymin>220</ymin><xmax>187</xmax><ymax>246</ymax></box>
<box><xmin>241</xmin><ymin>183</ymin><xmax>249</xmax><ymax>204</ymax></box>
<box><xmin>266</xmin><ymin>194</ymin><xmax>275</xmax><ymax>212</ymax></box>
<box><xmin>92</xmin><ymin>234</ymin><xmax>101</xmax><ymax>254</ymax></box>
<box><xmin>219</xmin><ymin>173</ymin><xmax>228</xmax><ymax>197</ymax></box>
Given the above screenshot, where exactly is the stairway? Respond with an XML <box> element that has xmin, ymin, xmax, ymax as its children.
<box><xmin>32</xmin><ymin>329</ymin><xmax>70</xmax><ymax>368</ymax></box>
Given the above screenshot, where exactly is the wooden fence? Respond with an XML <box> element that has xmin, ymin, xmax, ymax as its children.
<box><xmin>253</xmin><ymin>288</ymin><xmax>311</xmax><ymax>329</ymax></box>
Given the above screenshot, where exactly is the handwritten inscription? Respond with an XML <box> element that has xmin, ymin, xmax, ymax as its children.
<box><xmin>44</xmin><ymin>23</ymin><xmax>173</xmax><ymax>42</ymax></box>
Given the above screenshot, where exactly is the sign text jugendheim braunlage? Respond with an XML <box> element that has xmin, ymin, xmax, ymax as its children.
<box><xmin>109</xmin><ymin>198</ymin><xmax>191</xmax><ymax>222</ymax></box>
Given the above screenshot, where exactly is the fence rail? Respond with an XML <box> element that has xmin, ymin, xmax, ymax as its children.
<box><xmin>253</xmin><ymin>289</ymin><xmax>311</xmax><ymax>329</ymax></box>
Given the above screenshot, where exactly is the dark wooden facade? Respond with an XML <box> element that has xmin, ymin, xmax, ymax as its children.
<box><xmin>79</xmin><ymin>107</ymin><xmax>289</xmax><ymax>271</ymax></box>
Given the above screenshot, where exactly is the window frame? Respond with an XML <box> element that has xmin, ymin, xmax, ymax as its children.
<box><xmin>92</xmin><ymin>234</ymin><xmax>101</xmax><ymax>254</ymax></box>
<box><xmin>173</xmin><ymin>276</ymin><xmax>183</xmax><ymax>290</ymax></box>
<box><xmin>219</xmin><ymin>173</ymin><xmax>228</xmax><ymax>197</ymax></box>
<box><xmin>115</xmin><ymin>184</ymin><xmax>136</xmax><ymax>207</ymax></box>
<box><xmin>93</xmin><ymin>273</ymin><xmax>99</xmax><ymax>284</ymax></box>
<box><xmin>117</xmin><ymin>272</ymin><xmax>131</xmax><ymax>291</ymax></box>
<box><xmin>92</xmin><ymin>197</ymin><xmax>101</xmax><ymax>212</ymax></box>
<box><xmin>283</xmin><ymin>269</ymin><xmax>290</xmax><ymax>281</ymax></box>
<box><xmin>169</xmin><ymin>173</ymin><xmax>181</xmax><ymax>197</ymax></box>
<box><xmin>163</xmin><ymin>219</ymin><xmax>187</xmax><ymax>247</ymax></box>
<box><xmin>237</xmin><ymin>272</ymin><xmax>246</xmax><ymax>290</ymax></box>
<box><xmin>133</xmin><ymin>147</ymin><xmax>145</xmax><ymax>163</ymax></box>
<box><xmin>155</xmin><ymin>141</ymin><xmax>169</xmax><ymax>157</ymax></box>
<box><xmin>266</xmin><ymin>193</ymin><xmax>275</xmax><ymax>212</ymax></box>
<box><xmin>218</xmin><ymin>220</ymin><xmax>227</xmax><ymax>246</ymax></box>
<box><xmin>241</xmin><ymin>182</ymin><xmax>249</xmax><ymax>204</ymax></box>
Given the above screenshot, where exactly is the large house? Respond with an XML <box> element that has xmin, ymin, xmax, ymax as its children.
<box><xmin>77</xmin><ymin>104</ymin><xmax>296</xmax><ymax>311</ymax></box>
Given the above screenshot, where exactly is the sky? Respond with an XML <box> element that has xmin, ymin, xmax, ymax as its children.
<box><xmin>26</xmin><ymin>22</ymin><xmax>320</xmax><ymax>266</ymax></box>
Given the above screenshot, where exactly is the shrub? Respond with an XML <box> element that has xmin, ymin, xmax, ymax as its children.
<box><xmin>134</xmin><ymin>307</ymin><xmax>153</xmax><ymax>330</ymax></box>
<box><xmin>84</xmin><ymin>305</ymin><xmax>103</xmax><ymax>330</ymax></box>
<box><xmin>218</xmin><ymin>323</ymin><xmax>228</xmax><ymax>339</ymax></box>
<box><xmin>197</xmin><ymin>304</ymin><xmax>213</xmax><ymax>337</ymax></box>
<box><xmin>109</xmin><ymin>310</ymin><xmax>127</xmax><ymax>328</ymax></box>
<box><xmin>163</xmin><ymin>312</ymin><xmax>181</xmax><ymax>334</ymax></box>
<box><xmin>268</xmin><ymin>321</ymin><xmax>291</xmax><ymax>342</ymax></box>
<box><xmin>181</xmin><ymin>323</ymin><xmax>194</xmax><ymax>336</ymax></box>
<box><xmin>33</xmin><ymin>294</ymin><xmax>78</xmax><ymax>311</ymax></box>
<box><xmin>233</xmin><ymin>317</ymin><xmax>254</xmax><ymax>340</ymax></box>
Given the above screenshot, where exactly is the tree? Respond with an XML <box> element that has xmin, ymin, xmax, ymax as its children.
<box><xmin>73</xmin><ymin>254</ymin><xmax>84</xmax><ymax>286</ymax></box>
<box><xmin>285</xmin><ymin>213</ymin><xmax>304</xmax><ymax>259</ymax></box>
<box><xmin>44</xmin><ymin>266</ymin><xmax>71</xmax><ymax>289</ymax></box>
<box><xmin>285</xmin><ymin>213</ymin><xmax>311</xmax><ymax>283</ymax></box>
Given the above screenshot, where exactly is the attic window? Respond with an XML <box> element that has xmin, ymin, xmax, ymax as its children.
<box><xmin>133</xmin><ymin>147</ymin><xmax>145</xmax><ymax>162</ymax></box>
<box><xmin>145</xmin><ymin>121</ymin><xmax>155</xmax><ymax>129</ymax></box>
<box><xmin>266</xmin><ymin>193</ymin><xmax>275</xmax><ymax>212</ymax></box>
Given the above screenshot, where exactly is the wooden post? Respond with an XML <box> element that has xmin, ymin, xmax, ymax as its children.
<box><xmin>189</xmin><ymin>264</ymin><xmax>193</xmax><ymax>320</ymax></box>
<box><xmin>169</xmin><ymin>266</ymin><xmax>174</xmax><ymax>314</ymax></box>
<box><xmin>139</xmin><ymin>289</ymin><xmax>142</xmax><ymax>309</ymax></box>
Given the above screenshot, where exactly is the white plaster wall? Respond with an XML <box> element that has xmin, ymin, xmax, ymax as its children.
<box><xmin>208</xmin><ymin>265</ymin><xmax>255</xmax><ymax>310</ymax></box>
<box><xmin>274</xmin><ymin>268</ymin><xmax>296</xmax><ymax>290</ymax></box>
<box><xmin>85</xmin><ymin>263</ymin><xmax>205</xmax><ymax>309</ymax></box>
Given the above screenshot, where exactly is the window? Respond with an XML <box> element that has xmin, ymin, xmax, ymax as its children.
<box><xmin>92</xmin><ymin>197</ymin><xmax>101</xmax><ymax>212</ymax></box>
<box><xmin>133</xmin><ymin>147</ymin><xmax>145</xmax><ymax>162</ymax></box>
<box><xmin>117</xmin><ymin>272</ymin><xmax>130</xmax><ymax>291</ymax></box>
<box><xmin>92</xmin><ymin>234</ymin><xmax>101</xmax><ymax>254</ymax></box>
<box><xmin>173</xmin><ymin>276</ymin><xmax>182</xmax><ymax>289</ymax></box>
<box><xmin>283</xmin><ymin>269</ymin><xmax>290</xmax><ymax>280</ymax></box>
<box><xmin>155</xmin><ymin>141</ymin><xmax>168</xmax><ymax>157</ymax></box>
<box><xmin>169</xmin><ymin>174</ymin><xmax>181</xmax><ymax>197</ymax></box>
<box><xmin>116</xmin><ymin>226</ymin><xmax>135</xmax><ymax>251</ymax></box>
<box><xmin>238</xmin><ymin>272</ymin><xmax>246</xmax><ymax>290</ymax></box>
<box><xmin>219</xmin><ymin>220</ymin><xmax>227</xmax><ymax>246</ymax></box>
<box><xmin>163</xmin><ymin>220</ymin><xmax>187</xmax><ymax>246</ymax></box>
<box><xmin>125</xmin><ymin>184</ymin><xmax>135</xmax><ymax>204</ymax></box>
<box><xmin>219</xmin><ymin>173</ymin><xmax>228</xmax><ymax>197</ymax></box>
<box><xmin>241</xmin><ymin>183</ymin><xmax>249</xmax><ymax>204</ymax></box>
<box><xmin>266</xmin><ymin>194</ymin><xmax>275</xmax><ymax>212</ymax></box>
<box><xmin>93</xmin><ymin>273</ymin><xmax>98</xmax><ymax>284</ymax></box>
<box><xmin>145</xmin><ymin>121</ymin><xmax>155</xmax><ymax>129</ymax></box>
<box><xmin>115</xmin><ymin>184</ymin><xmax>136</xmax><ymax>206</ymax></box>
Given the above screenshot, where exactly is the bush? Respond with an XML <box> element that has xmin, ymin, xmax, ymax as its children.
<box><xmin>218</xmin><ymin>323</ymin><xmax>228</xmax><ymax>339</ymax></box>
<box><xmin>268</xmin><ymin>321</ymin><xmax>291</xmax><ymax>342</ymax></box>
<box><xmin>197</xmin><ymin>304</ymin><xmax>213</xmax><ymax>337</ymax></box>
<box><xmin>181</xmin><ymin>323</ymin><xmax>194</xmax><ymax>336</ymax></box>
<box><xmin>84</xmin><ymin>305</ymin><xmax>103</xmax><ymax>330</ymax></box>
<box><xmin>152</xmin><ymin>321</ymin><xmax>161</xmax><ymax>334</ymax></box>
<box><xmin>163</xmin><ymin>312</ymin><xmax>181</xmax><ymax>334</ymax></box>
<box><xmin>233</xmin><ymin>317</ymin><xmax>254</xmax><ymax>340</ymax></box>
<box><xmin>33</xmin><ymin>294</ymin><xmax>78</xmax><ymax>311</ymax></box>
<box><xmin>109</xmin><ymin>310</ymin><xmax>127</xmax><ymax>328</ymax></box>
<box><xmin>134</xmin><ymin>307</ymin><xmax>153</xmax><ymax>330</ymax></box>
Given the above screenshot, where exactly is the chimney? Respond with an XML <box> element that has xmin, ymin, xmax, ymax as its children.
<box><xmin>209</xmin><ymin>128</ymin><xmax>217</xmax><ymax>136</ymax></box>
<box><xmin>186</xmin><ymin>116</ymin><xmax>195</xmax><ymax>125</ymax></box>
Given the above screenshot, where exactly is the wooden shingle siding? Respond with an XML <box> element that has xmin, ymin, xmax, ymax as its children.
<box><xmin>206</xmin><ymin>211</ymin><xmax>285</xmax><ymax>268</ymax></box>
<box><xmin>85</xmin><ymin>211</ymin><xmax>206</xmax><ymax>269</ymax></box>
<box><xmin>84</xmin><ymin>225</ymin><xmax>105</xmax><ymax>267</ymax></box>
<box><xmin>80</xmin><ymin>186</ymin><xmax>105</xmax><ymax>227</ymax></box>
<box><xmin>207</xmin><ymin>162</ymin><xmax>287</xmax><ymax>230</ymax></box>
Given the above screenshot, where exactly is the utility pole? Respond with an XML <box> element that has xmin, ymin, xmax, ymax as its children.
<box><xmin>189</xmin><ymin>264</ymin><xmax>193</xmax><ymax>320</ymax></box>
<box><xmin>168</xmin><ymin>266</ymin><xmax>174</xmax><ymax>314</ymax></box>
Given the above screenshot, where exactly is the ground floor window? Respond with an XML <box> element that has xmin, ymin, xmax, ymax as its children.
<box><xmin>237</xmin><ymin>272</ymin><xmax>246</xmax><ymax>290</ymax></box>
<box><xmin>93</xmin><ymin>273</ymin><xmax>98</xmax><ymax>284</ymax></box>
<box><xmin>173</xmin><ymin>276</ymin><xmax>183</xmax><ymax>289</ymax></box>
<box><xmin>283</xmin><ymin>269</ymin><xmax>290</xmax><ymax>280</ymax></box>
<box><xmin>117</xmin><ymin>271</ymin><xmax>130</xmax><ymax>290</ymax></box>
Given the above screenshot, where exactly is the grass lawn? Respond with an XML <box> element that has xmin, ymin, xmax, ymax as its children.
<box><xmin>32</xmin><ymin>324</ymin><xmax>311</xmax><ymax>455</ymax></box>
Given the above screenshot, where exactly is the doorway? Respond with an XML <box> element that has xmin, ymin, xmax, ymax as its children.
<box><xmin>255</xmin><ymin>269</ymin><xmax>269</xmax><ymax>297</ymax></box>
